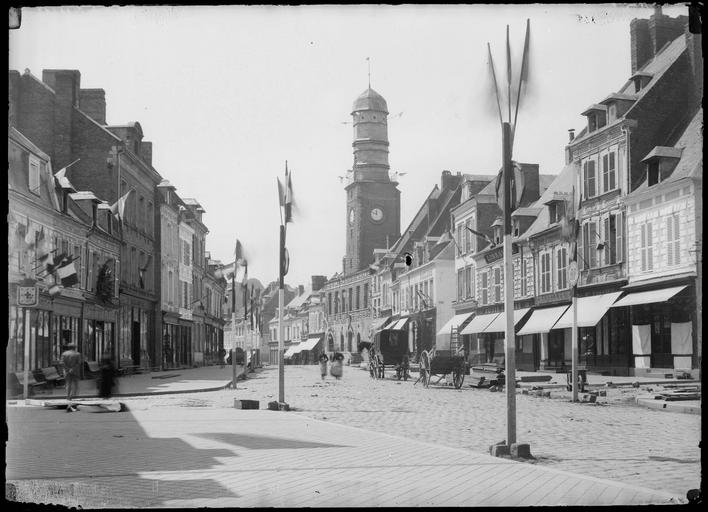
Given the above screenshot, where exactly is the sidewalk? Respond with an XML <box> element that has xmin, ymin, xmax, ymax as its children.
<box><xmin>10</xmin><ymin>365</ymin><xmax>239</xmax><ymax>401</ymax></box>
<box><xmin>6</xmin><ymin>403</ymin><xmax>684</xmax><ymax>507</ymax></box>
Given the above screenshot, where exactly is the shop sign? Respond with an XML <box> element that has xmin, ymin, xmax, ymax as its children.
<box><xmin>17</xmin><ymin>286</ymin><xmax>38</xmax><ymax>307</ymax></box>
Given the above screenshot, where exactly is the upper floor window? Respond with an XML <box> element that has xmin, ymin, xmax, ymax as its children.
<box><xmin>28</xmin><ymin>155</ymin><xmax>41</xmax><ymax>196</ymax></box>
<box><xmin>540</xmin><ymin>251</ymin><xmax>552</xmax><ymax>294</ymax></box>
<box><xmin>493</xmin><ymin>226</ymin><xmax>502</xmax><ymax>245</ymax></box>
<box><xmin>465</xmin><ymin>266</ymin><xmax>473</xmax><ymax>298</ymax></box>
<box><xmin>640</xmin><ymin>222</ymin><xmax>654</xmax><ymax>272</ymax></box>
<box><xmin>183</xmin><ymin>240</ymin><xmax>191</xmax><ymax>266</ymax></box>
<box><xmin>603</xmin><ymin>212</ymin><xmax>623</xmax><ymax>266</ymax></box>
<box><xmin>521</xmin><ymin>259</ymin><xmax>528</xmax><ymax>296</ymax></box>
<box><xmin>465</xmin><ymin>219</ymin><xmax>473</xmax><ymax>253</ymax></box>
<box><xmin>581</xmin><ymin>221</ymin><xmax>599</xmax><ymax>268</ymax></box>
<box><xmin>457</xmin><ymin>268</ymin><xmax>465</xmax><ymax>301</ymax></box>
<box><xmin>666</xmin><ymin>215</ymin><xmax>680</xmax><ymax>267</ymax></box>
<box><xmin>355</xmin><ymin>286</ymin><xmax>360</xmax><ymax>310</ymax></box>
<box><xmin>493</xmin><ymin>267</ymin><xmax>501</xmax><ymax>302</ymax></box>
<box><xmin>549</xmin><ymin>201</ymin><xmax>566</xmax><ymax>224</ymax></box>
<box><xmin>600</xmin><ymin>147</ymin><xmax>618</xmax><ymax>194</ymax></box>
<box><xmin>556</xmin><ymin>247</ymin><xmax>568</xmax><ymax>290</ymax></box>
<box><xmin>456</xmin><ymin>223</ymin><xmax>464</xmax><ymax>254</ymax></box>
<box><xmin>647</xmin><ymin>161</ymin><xmax>660</xmax><ymax>186</ymax></box>
<box><xmin>481</xmin><ymin>271</ymin><xmax>488</xmax><ymax>305</ymax></box>
<box><xmin>582</xmin><ymin>157</ymin><xmax>597</xmax><ymax>199</ymax></box>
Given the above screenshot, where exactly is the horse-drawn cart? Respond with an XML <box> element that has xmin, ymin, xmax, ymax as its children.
<box><xmin>369</xmin><ymin>329</ymin><xmax>410</xmax><ymax>380</ymax></box>
<box><xmin>417</xmin><ymin>346</ymin><xmax>467</xmax><ymax>389</ymax></box>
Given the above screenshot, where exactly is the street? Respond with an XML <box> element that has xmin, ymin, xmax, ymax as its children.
<box><xmin>6</xmin><ymin>364</ymin><xmax>700</xmax><ymax>507</ymax></box>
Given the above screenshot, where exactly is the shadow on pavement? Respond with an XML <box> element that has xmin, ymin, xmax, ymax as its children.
<box><xmin>193</xmin><ymin>432</ymin><xmax>348</xmax><ymax>450</ymax></box>
<box><xmin>6</xmin><ymin>406</ymin><xmax>239</xmax><ymax>507</ymax></box>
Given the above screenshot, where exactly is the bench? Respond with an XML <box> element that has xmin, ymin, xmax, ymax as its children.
<box><xmin>13</xmin><ymin>371</ymin><xmax>47</xmax><ymax>395</ymax></box>
<box><xmin>40</xmin><ymin>366</ymin><xmax>65</xmax><ymax>387</ymax></box>
<box><xmin>118</xmin><ymin>358</ymin><xmax>140</xmax><ymax>375</ymax></box>
<box><xmin>85</xmin><ymin>360</ymin><xmax>101</xmax><ymax>377</ymax></box>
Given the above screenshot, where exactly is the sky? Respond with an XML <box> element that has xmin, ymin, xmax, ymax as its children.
<box><xmin>9</xmin><ymin>4</ymin><xmax>690</xmax><ymax>289</ymax></box>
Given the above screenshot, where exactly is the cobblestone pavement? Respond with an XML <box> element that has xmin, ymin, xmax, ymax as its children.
<box><xmin>121</xmin><ymin>365</ymin><xmax>700</xmax><ymax>498</ymax></box>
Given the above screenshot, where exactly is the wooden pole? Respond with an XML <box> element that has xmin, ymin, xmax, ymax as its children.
<box><xmin>23</xmin><ymin>308</ymin><xmax>31</xmax><ymax>401</ymax></box>
<box><xmin>571</xmin><ymin>287</ymin><xmax>579</xmax><ymax>402</ymax></box>
<box><xmin>278</xmin><ymin>224</ymin><xmax>285</xmax><ymax>403</ymax></box>
<box><xmin>502</xmin><ymin>121</ymin><xmax>516</xmax><ymax>446</ymax></box>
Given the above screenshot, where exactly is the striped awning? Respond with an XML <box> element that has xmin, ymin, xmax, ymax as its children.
<box><xmin>610</xmin><ymin>285</ymin><xmax>686</xmax><ymax>308</ymax></box>
<box><xmin>482</xmin><ymin>308</ymin><xmax>531</xmax><ymax>333</ymax></box>
<box><xmin>284</xmin><ymin>343</ymin><xmax>302</xmax><ymax>359</ymax></box>
<box><xmin>516</xmin><ymin>305</ymin><xmax>570</xmax><ymax>336</ymax></box>
<box><xmin>436</xmin><ymin>313</ymin><xmax>475</xmax><ymax>336</ymax></box>
<box><xmin>460</xmin><ymin>313</ymin><xmax>499</xmax><ymax>336</ymax></box>
<box><xmin>554</xmin><ymin>292</ymin><xmax>622</xmax><ymax>329</ymax></box>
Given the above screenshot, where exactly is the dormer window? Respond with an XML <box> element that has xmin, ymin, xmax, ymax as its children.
<box><xmin>582</xmin><ymin>104</ymin><xmax>608</xmax><ymax>133</ymax></box>
<box><xmin>513</xmin><ymin>219</ymin><xmax>520</xmax><ymax>237</ymax></box>
<box><xmin>641</xmin><ymin>146</ymin><xmax>683</xmax><ymax>187</ymax></box>
<box><xmin>493</xmin><ymin>226</ymin><xmax>502</xmax><ymax>245</ymax></box>
<box><xmin>548</xmin><ymin>201</ymin><xmax>566</xmax><ymax>224</ymax></box>
<box><xmin>631</xmin><ymin>72</ymin><xmax>653</xmax><ymax>93</ymax></box>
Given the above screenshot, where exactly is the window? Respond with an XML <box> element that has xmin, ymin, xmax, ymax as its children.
<box><xmin>139</xmin><ymin>196</ymin><xmax>145</xmax><ymax>229</ymax></box>
<box><xmin>513</xmin><ymin>219</ymin><xmax>520</xmax><ymax>237</ymax></box>
<box><xmin>28</xmin><ymin>155</ymin><xmax>41</xmax><ymax>195</ymax></box>
<box><xmin>457</xmin><ymin>223</ymin><xmax>464</xmax><ymax>254</ymax></box>
<box><xmin>363</xmin><ymin>283</ymin><xmax>369</xmax><ymax>308</ymax></box>
<box><xmin>666</xmin><ymin>215</ymin><xmax>680</xmax><ymax>266</ymax></box>
<box><xmin>355</xmin><ymin>286</ymin><xmax>360</xmax><ymax>310</ymax></box>
<box><xmin>183</xmin><ymin>281</ymin><xmax>189</xmax><ymax>308</ymax></box>
<box><xmin>147</xmin><ymin>201</ymin><xmax>153</xmax><ymax>235</ymax></box>
<box><xmin>648</xmin><ymin>161</ymin><xmax>660</xmax><ymax>186</ymax></box>
<box><xmin>457</xmin><ymin>269</ymin><xmax>465</xmax><ymax>300</ymax></box>
<box><xmin>583</xmin><ymin>158</ymin><xmax>597</xmax><ymax>199</ymax></box>
<box><xmin>465</xmin><ymin>219</ymin><xmax>473</xmax><ymax>253</ymax></box>
<box><xmin>549</xmin><ymin>202</ymin><xmax>566</xmax><ymax>224</ymax></box>
<box><xmin>521</xmin><ymin>259</ymin><xmax>528</xmax><ymax>296</ymax></box>
<box><xmin>557</xmin><ymin>247</ymin><xmax>568</xmax><ymax>290</ymax></box>
<box><xmin>582</xmin><ymin>221</ymin><xmax>599</xmax><ymax>268</ymax></box>
<box><xmin>540</xmin><ymin>252</ymin><xmax>552</xmax><ymax>293</ymax></box>
<box><xmin>493</xmin><ymin>267</ymin><xmax>501</xmax><ymax>302</ymax></box>
<box><xmin>493</xmin><ymin>227</ymin><xmax>501</xmax><ymax>245</ymax></box>
<box><xmin>603</xmin><ymin>213</ymin><xmax>622</xmax><ymax>265</ymax></box>
<box><xmin>601</xmin><ymin>149</ymin><xmax>617</xmax><ymax>193</ymax></box>
<box><xmin>640</xmin><ymin>222</ymin><xmax>653</xmax><ymax>271</ymax></box>
<box><xmin>465</xmin><ymin>266</ymin><xmax>472</xmax><ymax>298</ymax></box>
<box><xmin>183</xmin><ymin>240</ymin><xmax>190</xmax><ymax>266</ymax></box>
<box><xmin>168</xmin><ymin>271</ymin><xmax>173</xmax><ymax>304</ymax></box>
<box><xmin>348</xmin><ymin>288</ymin><xmax>353</xmax><ymax>312</ymax></box>
<box><xmin>481</xmin><ymin>272</ymin><xmax>488</xmax><ymax>305</ymax></box>
<box><xmin>428</xmin><ymin>279</ymin><xmax>434</xmax><ymax>303</ymax></box>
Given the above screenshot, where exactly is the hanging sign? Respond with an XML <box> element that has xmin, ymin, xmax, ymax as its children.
<box><xmin>17</xmin><ymin>286</ymin><xmax>38</xmax><ymax>307</ymax></box>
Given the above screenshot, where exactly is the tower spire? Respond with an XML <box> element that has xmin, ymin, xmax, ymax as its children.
<box><xmin>366</xmin><ymin>57</ymin><xmax>371</xmax><ymax>88</ymax></box>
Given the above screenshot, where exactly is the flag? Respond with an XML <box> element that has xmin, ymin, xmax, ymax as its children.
<box><xmin>235</xmin><ymin>259</ymin><xmax>248</xmax><ymax>284</ymax></box>
<box><xmin>466</xmin><ymin>226</ymin><xmax>494</xmax><ymax>247</ymax></box>
<box><xmin>109</xmin><ymin>189</ymin><xmax>134</xmax><ymax>225</ymax></box>
<box><xmin>486</xmin><ymin>42</ymin><xmax>504</xmax><ymax>125</ymax></box>
<box><xmin>284</xmin><ymin>162</ymin><xmax>294</xmax><ymax>224</ymax></box>
<box><xmin>48</xmin><ymin>276</ymin><xmax>62</xmax><ymax>297</ymax></box>
<box><xmin>495</xmin><ymin>161</ymin><xmax>524</xmax><ymax>213</ymax></box>
<box><xmin>36</xmin><ymin>228</ymin><xmax>50</xmax><ymax>263</ymax></box>
<box><xmin>46</xmin><ymin>252</ymin><xmax>68</xmax><ymax>275</ymax></box>
<box><xmin>56</xmin><ymin>256</ymin><xmax>79</xmax><ymax>287</ymax></box>
<box><xmin>24</xmin><ymin>224</ymin><xmax>35</xmax><ymax>248</ymax></box>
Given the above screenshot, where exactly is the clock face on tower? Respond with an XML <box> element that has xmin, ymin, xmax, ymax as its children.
<box><xmin>370</xmin><ymin>207</ymin><xmax>384</xmax><ymax>223</ymax></box>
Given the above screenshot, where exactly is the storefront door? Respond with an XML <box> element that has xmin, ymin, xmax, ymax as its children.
<box><xmin>132</xmin><ymin>321</ymin><xmax>141</xmax><ymax>365</ymax></box>
<box><xmin>548</xmin><ymin>329</ymin><xmax>565</xmax><ymax>368</ymax></box>
<box><xmin>651</xmin><ymin>309</ymin><xmax>672</xmax><ymax>368</ymax></box>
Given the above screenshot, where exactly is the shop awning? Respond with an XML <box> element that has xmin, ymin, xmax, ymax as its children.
<box><xmin>436</xmin><ymin>313</ymin><xmax>475</xmax><ymax>336</ymax></box>
<box><xmin>482</xmin><ymin>308</ymin><xmax>531</xmax><ymax>333</ymax></box>
<box><xmin>389</xmin><ymin>317</ymin><xmax>410</xmax><ymax>330</ymax></box>
<box><xmin>460</xmin><ymin>313</ymin><xmax>500</xmax><ymax>336</ymax></box>
<box><xmin>284</xmin><ymin>343</ymin><xmax>302</xmax><ymax>359</ymax></box>
<box><xmin>371</xmin><ymin>316</ymin><xmax>392</xmax><ymax>331</ymax></box>
<box><xmin>610</xmin><ymin>285</ymin><xmax>687</xmax><ymax>308</ymax></box>
<box><xmin>298</xmin><ymin>334</ymin><xmax>323</xmax><ymax>352</ymax></box>
<box><xmin>553</xmin><ymin>292</ymin><xmax>623</xmax><ymax>329</ymax></box>
<box><xmin>516</xmin><ymin>305</ymin><xmax>570</xmax><ymax>336</ymax></box>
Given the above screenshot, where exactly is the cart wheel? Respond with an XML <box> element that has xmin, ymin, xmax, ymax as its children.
<box><xmin>453</xmin><ymin>367</ymin><xmax>465</xmax><ymax>389</ymax></box>
<box><xmin>420</xmin><ymin>351</ymin><xmax>431</xmax><ymax>388</ymax></box>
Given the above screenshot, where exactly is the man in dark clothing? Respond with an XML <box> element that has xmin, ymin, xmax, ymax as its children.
<box><xmin>61</xmin><ymin>343</ymin><xmax>82</xmax><ymax>408</ymax></box>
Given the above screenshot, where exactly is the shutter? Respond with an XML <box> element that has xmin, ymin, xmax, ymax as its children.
<box><xmin>616</xmin><ymin>212</ymin><xmax>624</xmax><ymax>263</ymax></box>
<box><xmin>674</xmin><ymin>216</ymin><xmax>681</xmax><ymax>264</ymax></box>
<box><xmin>578</xmin><ymin>222</ymin><xmax>585</xmax><ymax>269</ymax></box>
<box><xmin>604</xmin><ymin>216</ymin><xmax>610</xmax><ymax>265</ymax></box>
<box><xmin>640</xmin><ymin>223</ymin><xmax>646</xmax><ymax>271</ymax></box>
<box><xmin>647</xmin><ymin>222</ymin><xmax>653</xmax><ymax>270</ymax></box>
<box><xmin>666</xmin><ymin>217</ymin><xmax>673</xmax><ymax>266</ymax></box>
<box><xmin>602</xmin><ymin>153</ymin><xmax>609</xmax><ymax>193</ymax></box>
<box><xmin>609</xmin><ymin>151</ymin><xmax>616</xmax><ymax>190</ymax></box>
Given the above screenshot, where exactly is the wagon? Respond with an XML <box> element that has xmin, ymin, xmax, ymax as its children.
<box><xmin>417</xmin><ymin>345</ymin><xmax>467</xmax><ymax>389</ymax></box>
<box><xmin>369</xmin><ymin>329</ymin><xmax>410</xmax><ymax>380</ymax></box>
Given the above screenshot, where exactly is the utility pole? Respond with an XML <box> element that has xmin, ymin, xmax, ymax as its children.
<box><xmin>502</xmin><ymin>121</ymin><xmax>516</xmax><ymax>446</ymax></box>
<box><xmin>278</xmin><ymin>224</ymin><xmax>285</xmax><ymax>402</ymax></box>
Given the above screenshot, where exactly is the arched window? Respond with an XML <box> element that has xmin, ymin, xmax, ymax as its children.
<box><xmin>347</xmin><ymin>330</ymin><xmax>353</xmax><ymax>352</ymax></box>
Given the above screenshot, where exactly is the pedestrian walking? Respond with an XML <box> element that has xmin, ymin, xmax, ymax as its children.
<box><xmin>330</xmin><ymin>352</ymin><xmax>344</xmax><ymax>380</ymax></box>
<box><xmin>97</xmin><ymin>355</ymin><xmax>116</xmax><ymax>399</ymax></box>
<box><xmin>219</xmin><ymin>348</ymin><xmax>226</xmax><ymax>369</ymax></box>
<box><xmin>61</xmin><ymin>343</ymin><xmax>82</xmax><ymax>410</ymax></box>
<box><xmin>318</xmin><ymin>351</ymin><xmax>329</xmax><ymax>381</ymax></box>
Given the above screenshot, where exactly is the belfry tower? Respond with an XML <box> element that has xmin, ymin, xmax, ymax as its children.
<box><xmin>343</xmin><ymin>87</ymin><xmax>401</xmax><ymax>275</ymax></box>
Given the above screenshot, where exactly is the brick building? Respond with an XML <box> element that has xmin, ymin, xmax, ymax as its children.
<box><xmin>8</xmin><ymin>127</ymin><xmax>121</xmax><ymax>386</ymax></box>
<box><xmin>8</xmin><ymin>68</ymin><xmax>160</xmax><ymax>372</ymax></box>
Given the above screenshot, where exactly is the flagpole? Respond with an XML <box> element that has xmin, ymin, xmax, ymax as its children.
<box><xmin>502</xmin><ymin>121</ymin><xmax>517</xmax><ymax>447</ymax></box>
<box><xmin>278</xmin><ymin>223</ymin><xmax>285</xmax><ymax>403</ymax></box>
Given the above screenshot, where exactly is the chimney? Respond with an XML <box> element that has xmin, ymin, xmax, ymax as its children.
<box><xmin>79</xmin><ymin>88</ymin><xmax>106</xmax><ymax>125</ymax></box>
<box><xmin>630</xmin><ymin>18</ymin><xmax>652</xmax><ymax>74</ymax></box>
<box><xmin>518</xmin><ymin>163</ymin><xmax>540</xmax><ymax>207</ymax></box>
<box><xmin>140</xmin><ymin>141</ymin><xmax>153</xmax><ymax>166</ymax></box>
<box><xmin>685</xmin><ymin>26</ymin><xmax>703</xmax><ymax>105</ymax></box>
<box><xmin>649</xmin><ymin>7</ymin><xmax>688</xmax><ymax>56</ymax></box>
<box><xmin>42</xmin><ymin>69</ymin><xmax>81</xmax><ymax>169</ymax></box>
<box><xmin>311</xmin><ymin>275</ymin><xmax>327</xmax><ymax>292</ymax></box>
<box><xmin>441</xmin><ymin>170</ymin><xmax>461</xmax><ymax>191</ymax></box>
<box><xmin>568</xmin><ymin>128</ymin><xmax>575</xmax><ymax>142</ymax></box>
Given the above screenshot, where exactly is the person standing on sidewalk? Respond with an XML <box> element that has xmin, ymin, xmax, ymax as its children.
<box><xmin>61</xmin><ymin>343</ymin><xmax>82</xmax><ymax>408</ymax></box>
<box><xmin>330</xmin><ymin>352</ymin><xmax>344</xmax><ymax>380</ymax></box>
<box><xmin>318</xmin><ymin>351</ymin><xmax>329</xmax><ymax>381</ymax></box>
<box><xmin>97</xmin><ymin>355</ymin><xmax>116</xmax><ymax>399</ymax></box>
